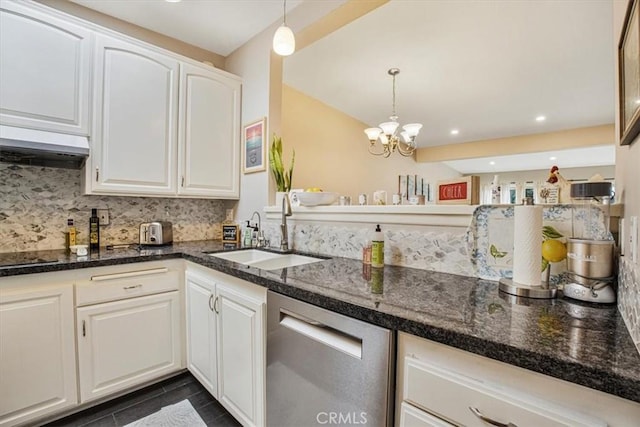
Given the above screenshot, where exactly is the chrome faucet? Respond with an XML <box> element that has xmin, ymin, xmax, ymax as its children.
<box><xmin>280</xmin><ymin>195</ymin><xmax>292</xmax><ymax>252</ymax></box>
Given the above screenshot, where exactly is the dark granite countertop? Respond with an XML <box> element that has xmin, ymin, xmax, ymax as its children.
<box><xmin>1</xmin><ymin>241</ymin><xmax>639</xmax><ymax>403</ymax></box>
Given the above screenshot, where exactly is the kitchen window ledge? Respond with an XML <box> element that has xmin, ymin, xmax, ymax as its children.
<box><xmin>263</xmin><ymin>205</ymin><xmax>477</xmax><ymax>227</ymax></box>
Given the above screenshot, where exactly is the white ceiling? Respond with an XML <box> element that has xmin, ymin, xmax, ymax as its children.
<box><xmin>70</xmin><ymin>0</ymin><xmax>304</xmax><ymax>56</ymax></box>
<box><xmin>69</xmin><ymin>0</ymin><xmax>617</xmax><ymax>174</ymax></box>
<box><xmin>283</xmin><ymin>0</ymin><xmax>615</xmax><ymax>149</ymax></box>
<box><xmin>442</xmin><ymin>145</ymin><xmax>616</xmax><ymax>175</ymax></box>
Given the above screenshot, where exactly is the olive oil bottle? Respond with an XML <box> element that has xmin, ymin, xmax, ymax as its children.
<box><xmin>89</xmin><ymin>208</ymin><xmax>100</xmax><ymax>251</ymax></box>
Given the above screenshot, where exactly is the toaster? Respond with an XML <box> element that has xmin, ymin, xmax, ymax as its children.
<box><xmin>139</xmin><ymin>221</ymin><xmax>173</xmax><ymax>246</ymax></box>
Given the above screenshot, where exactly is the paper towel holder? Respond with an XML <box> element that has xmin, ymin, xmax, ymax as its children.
<box><xmin>498</xmin><ymin>278</ymin><xmax>557</xmax><ymax>299</ymax></box>
<box><xmin>498</xmin><ymin>197</ymin><xmax>557</xmax><ymax>299</ymax></box>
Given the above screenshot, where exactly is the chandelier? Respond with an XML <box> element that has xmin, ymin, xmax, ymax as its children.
<box><xmin>364</xmin><ymin>68</ymin><xmax>422</xmax><ymax>157</ymax></box>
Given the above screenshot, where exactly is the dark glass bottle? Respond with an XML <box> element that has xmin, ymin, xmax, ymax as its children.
<box><xmin>89</xmin><ymin>208</ymin><xmax>100</xmax><ymax>251</ymax></box>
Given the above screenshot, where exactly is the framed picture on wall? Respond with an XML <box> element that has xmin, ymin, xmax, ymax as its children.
<box><xmin>619</xmin><ymin>0</ymin><xmax>640</xmax><ymax>146</ymax></box>
<box><xmin>243</xmin><ymin>117</ymin><xmax>267</xmax><ymax>173</ymax></box>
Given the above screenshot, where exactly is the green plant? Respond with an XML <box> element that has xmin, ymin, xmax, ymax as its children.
<box><xmin>269</xmin><ymin>134</ymin><xmax>295</xmax><ymax>192</ymax></box>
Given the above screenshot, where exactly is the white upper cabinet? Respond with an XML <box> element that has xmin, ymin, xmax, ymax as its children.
<box><xmin>89</xmin><ymin>34</ymin><xmax>179</xmax><ymax>196</ymax></box>
<box><xmin>0</xmin><ymin>1</ymin><xmax>91</xmax><ymax>135</ymax></box>
<box><xmin>178</xmin><ymin>63</ymin><xmax>241</xmax><ymax>198</ymax></box>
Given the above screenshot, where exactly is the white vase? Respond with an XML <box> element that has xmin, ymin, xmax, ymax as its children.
<box><xmin>275</xmin><ymin>191</ymin><xmax>288</xmax><ymax>208</ymax></box>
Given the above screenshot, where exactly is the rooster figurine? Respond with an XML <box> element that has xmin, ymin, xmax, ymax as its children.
<box><xmin>547</xmin><ymin>165</ymin><xmax>559</xmax><ymax>184</ymax></box>
<box><xmin>546</xmin><ymin>165</ymin><xmax>571</xmax><ymax>202</ymax></box>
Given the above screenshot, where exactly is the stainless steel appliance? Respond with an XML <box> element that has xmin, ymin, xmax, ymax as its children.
<box><xmin>139</xmin><ymin>221</ymin><xmax>173</xmax><ymax>246</ymax></box>
<box><xmin>267</xmin><ymin>291</ymin><xmax>394</xmax><ymax>427</ymax></box>
<box><xmin>564</xmin><ymin>182</ymin><xmax>615</xmax><ymax>303</ymax></box>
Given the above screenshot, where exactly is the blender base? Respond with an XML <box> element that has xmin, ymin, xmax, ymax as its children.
<box><xmin>498</xmin><ymin>278</ymin><xmax>557</xmax><ymax>299</ymax></box>
<box><xmin>563</xmin><ymin>282</ymin><xmax>616</xmax><ymax>304</ymax></box>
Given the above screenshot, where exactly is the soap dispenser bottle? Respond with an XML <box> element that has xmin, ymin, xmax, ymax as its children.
<box><xmin>243</xmin><ymin>221</ymin><xmax>253</xmax><ymax>247</ymax></box>
<box><xmin>371</xmin><ymin>224</ymin><xmax>385</xmax><ymax>268</ymax></box>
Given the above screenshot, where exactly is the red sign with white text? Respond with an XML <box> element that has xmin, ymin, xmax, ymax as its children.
<box><xmin>439</xmin><ymin>182</ymin><xmax>468</xmax><ymax>201</ymax></box>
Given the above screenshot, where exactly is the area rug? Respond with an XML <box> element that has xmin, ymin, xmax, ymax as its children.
<box><xmin>123</xmin><ymin>399</ymin><xmax>206</xmax><ymax>427</ymax></box>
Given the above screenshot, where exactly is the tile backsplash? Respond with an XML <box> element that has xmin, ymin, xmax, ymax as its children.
<box><xmin>0</xmin><ymin>164</ymin><xmax>226</xmax><ymax>252</ymax></box>
<box><xmin>618</xmin><ymin>257</ymin><xmax>640</xmax><ymax>352</ymax></box>
<box><xmin>4</xmin><ymin>163</ymin><xmax>637</xmax><ymax>354</ymax></box>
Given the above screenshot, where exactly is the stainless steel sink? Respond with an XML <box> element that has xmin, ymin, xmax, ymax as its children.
<box><xmin>208</xmin><ymin>250</ymin><xmax>324</xmax><ymax>270</ymax></box>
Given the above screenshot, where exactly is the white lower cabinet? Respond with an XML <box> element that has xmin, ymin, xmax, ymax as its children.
<box><xmin>185</xmin><ymin>271</ymin><xmax>218</xmax><ymax>396</ymax></box>
<box><xmin>185</xmin><ymin>263</ymin><xmax>266</xmax><ymax>427</ymax></box>
<box><xmin>76</xmin><ymin>264</ymin><xmax>182</xmax><ymax>403</ymax></box>
<box><xmin>397</xmin><ymin>332</ymin><xmax>640</xmax><ymax>427</ymax></box>
<box><xmin>0</xmin><ymin>281</ymin><xmax>77</xmax><ymax>427</ymax></box>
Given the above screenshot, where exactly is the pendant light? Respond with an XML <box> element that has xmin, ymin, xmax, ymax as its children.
<box><xmin>273</xmin><ymin>0</ymin><xmax>295</xmax><ymax>56</ymax></box>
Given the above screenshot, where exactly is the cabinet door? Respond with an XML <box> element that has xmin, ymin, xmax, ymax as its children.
<box><xmin>185</xmin><ymin>272</ymin><xmax>218</xmax><ymax>397</ymax></box>
<box><xmin>178</xmin><ymin>63</ymin><xmax>241</xmax><ymax>198</ymax></box>
<box><xmin>0</xmin><ymin>2</ymin><xmax>90</xmax><ymax>135</ymax></box>
<box><xmin>77</xmin><ymin>291</ymin><xmax>181</xmax><ymax>402</ymax></box>
<box><xmin>89</xmin><ymin>34</ymin><xmax>178</xmax><ymax>196</ymax></box>
<box><xmin>0</xmin><ymin>284</ymin><xmax>77</xmax><ymax>427</ymax></box>
<box><xmin>216</xmin><ymin>282</ymin><xmax>265</xmax><ymax>427</ymax></box>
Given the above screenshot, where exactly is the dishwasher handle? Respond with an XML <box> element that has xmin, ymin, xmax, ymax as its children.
<box><xmin>279</xmin><ymin>310</ymin><xmax>362</xmax><ymax>359</ymax></box>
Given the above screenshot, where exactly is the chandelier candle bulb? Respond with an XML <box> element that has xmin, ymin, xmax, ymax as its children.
<box><xmin>512</xmin><ymin>202</ymin><xmax>543</xmax><ymax>286</ymax></box>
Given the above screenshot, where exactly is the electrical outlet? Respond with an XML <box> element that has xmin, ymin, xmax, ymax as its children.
<box><xmin>630</xmin><ymin>216</ymin><xmax>638</xmax><ymax>264</ymax></box>
<box><xmin>97</xmin><ymin>209</ymin><xmax>110</xmax><ymax>226</ymax></box>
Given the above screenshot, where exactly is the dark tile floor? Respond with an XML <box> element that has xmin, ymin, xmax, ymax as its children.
<box><xmin>42</xmin><ymin>372</ymin><xmax>241</xmax><ymax>427</ymax></box>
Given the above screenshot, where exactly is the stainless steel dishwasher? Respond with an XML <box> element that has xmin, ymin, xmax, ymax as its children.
<box><xmin>267</xmin><ymin>291</ymin><xmax>394</xmax><ymax>427</ymax></box>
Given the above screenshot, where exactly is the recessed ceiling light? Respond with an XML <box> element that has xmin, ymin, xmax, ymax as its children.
<box><xmin>635</xmin><ymin>99</ymin><xmax>640</xmax><ymax>105</ymax></box>
<box><xmin>165</xmin><ymin>0</ymin><xmax>181</xmax><ymax>3</ymax></box>
<box><xmin>489</xmin><ymin>161</ymin><xmax>496</xmax><ymax>165</ymax></box>
<box><xmin>549</xmin><ymin>156</ymin><xmax>557</xmax><ymax>160</ymax></box>
<box><xmin>450</xmin><ymin>129</ymin><xmax>459</xmax><ymax>135</ymax></box>
<box><xmin>535</xmin><ymin>115</ymin><xmax>546</xmax><ymax>122</ymax></box>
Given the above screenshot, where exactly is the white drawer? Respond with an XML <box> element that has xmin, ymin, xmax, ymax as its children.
<box><xmin>76</xmin><ymin>267</ymin><xmax>179</xmax><ymax>306</ymax></box>
<box><xmin>399</xmin><ymin>402</ymin><xmax>454</xmax><ymax>427</ymax></box>
<box><xmin>404</xmin><ymin>357</ymin><xmax>606</xmax><ymax>427</ymax></box>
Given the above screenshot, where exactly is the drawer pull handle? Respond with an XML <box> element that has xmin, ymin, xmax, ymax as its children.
<box><xmin>82</xmin><ymin>320</ymin><xmax>86</xmax><ymax>337</ymax></box>
<box><xmin>208</xmin><ymin>294</ymin><xmax>214</xmax><ymax>312</ymax></box>
<box><xmin>469</xmin><ymin>407</ymin><xmax>518</xmax><ymax>427</ymax></box>
<box><xmin>123</xmin><ymin>284</ymin><xmax>142</xmax><ymax>290</ymax></box>
<box><xmin>213</xmin><ymin>296</ymin><xmax>219</xmax><ymax>314</ymax></box>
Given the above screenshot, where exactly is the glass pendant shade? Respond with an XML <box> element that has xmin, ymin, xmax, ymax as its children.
<box><xmin>273</xmin><ymin>24</ymin><xmax>295</xmax><ymax>56</ymax></box>
<box><xmin>402</xmin><ymin>123</ymin><xmax>422</xmax><ymax>137</ymax></box>
<box><xmin>379</xmin><ymin>121</ymin><xmax>399</xmax><ymax>136</ymax></box>
<box><xmin>364</xmin><ymin>127</ymin><xmax>382</xmax><ymax>141</ymax></box>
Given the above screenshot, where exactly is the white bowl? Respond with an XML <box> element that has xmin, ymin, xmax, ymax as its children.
<box><xmin>296</xmin><ymin>192</ymin><xmax>339</xmax><ymax>206</ymax></box>
<box><xmin>70</xmin><ymin>244</ymin><xmax>88</xmax><ymax>255</ymax></box>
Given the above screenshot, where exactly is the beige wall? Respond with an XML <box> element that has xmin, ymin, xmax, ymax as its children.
<box><xmin>416</xmin><ymin>124</ymin><xmax>615</xmax><ymax>163</ymax></box>
<box><xmin>282</xmin><ymin>85</ymin><xmax>460</xmax><ymax>199</ymax></box>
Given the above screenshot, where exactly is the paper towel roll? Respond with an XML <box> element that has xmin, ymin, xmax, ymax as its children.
<box><xmin>513</xmin><ymin>204</ymin><xmax>543</xmax><ymax>286</ymax></box>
